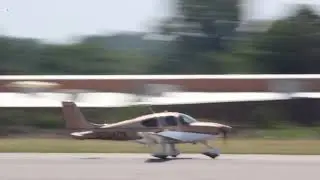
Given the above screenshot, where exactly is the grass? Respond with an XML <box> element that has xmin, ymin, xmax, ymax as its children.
<box><xmin>0</xmin><ymin>138</ymin><xmax>319</xmax><ymax>155</ymax></box>
<box><xmin>237</xmin><ymin>127</ymin><xmax>320</xmax><ymax>139</ymax></box>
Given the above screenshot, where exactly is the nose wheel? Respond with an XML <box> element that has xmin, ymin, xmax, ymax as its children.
<box><xmin>201</xmin><ymin>141</ymin><xmax>220</xmax><ymax>159</ymax></box>
<box><xmin>202</xmin><ymin>151</ymin><xmax>220</xmax><ymax>159</ymax></box>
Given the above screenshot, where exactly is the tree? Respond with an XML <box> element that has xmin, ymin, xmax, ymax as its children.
<box><xmin>0</xmin><ymin>36</ymin><xmax>42</xmax><ymax>74</ymax></box>
<box><xmin>150</xmin><ymin>0</ymin><xmax>241</xmax><ymax>74</ymax></box>
<box><xmin>251</xmin><ymin>5</ymin><xmax>320</xmax><ymax>73</ymax></box>
<box><xmin>0</xmin><ymin>34</ymin><xmax>155</xmax><ymax>75</ymax></box>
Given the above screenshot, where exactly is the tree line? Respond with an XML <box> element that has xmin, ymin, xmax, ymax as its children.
<box><xmin>0</xmin><ymin>2</ymin><xmax>319</xmax><ymax>75</ymax></box>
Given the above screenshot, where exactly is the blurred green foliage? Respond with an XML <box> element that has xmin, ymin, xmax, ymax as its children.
<box><xmin>0</xmin><ymin>3</ymin><xmax>319</xmax><ymax>75</ymax></box>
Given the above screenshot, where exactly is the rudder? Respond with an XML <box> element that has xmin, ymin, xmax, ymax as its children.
<box><xmin>62</xmin><ymin>101</ymin><xmax>95</xmax><ymax>130</ymax></box>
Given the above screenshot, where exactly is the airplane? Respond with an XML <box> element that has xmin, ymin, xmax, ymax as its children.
<box><xmin>62</xmin><ymin>101</ymin><xmax>232</xmax><ymax>159</ymax></box>
<box><xmin>4</xmin><ymin>79</ymin><xmax>307</xmax><ymax>160</ymax></box>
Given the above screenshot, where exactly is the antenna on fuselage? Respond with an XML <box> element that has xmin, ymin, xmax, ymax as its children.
<box><xmin>148</xmin><ymin>106</ymin><xmax>156</xmax><ymax>114</ymax></box>
<box><xmin>147</xmin><ymin>105</ymin><xmax>165</xmax><ymax>130</ymax></box>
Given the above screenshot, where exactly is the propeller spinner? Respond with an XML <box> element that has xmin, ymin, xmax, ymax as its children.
<box><xmin>219</xmin><ymin>126</ymin><xmax>231</xmax><ymax>144</ymax></box>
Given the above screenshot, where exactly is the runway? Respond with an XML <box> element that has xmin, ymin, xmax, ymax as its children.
<box><xmin>1</xmin><ymin>153</ymin><xmax>320</xmax><ymax>180</ymax></box>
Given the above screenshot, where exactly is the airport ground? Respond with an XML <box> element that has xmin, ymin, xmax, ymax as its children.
<box><xmin>1</xmin><ymin>127</ymin><xmax>320</xmax><ymax>179</ymax></box>
<box><xmin>1</xmin><ymin>153</ymin><xmax>320</xmax><ymax>180</ymax></box>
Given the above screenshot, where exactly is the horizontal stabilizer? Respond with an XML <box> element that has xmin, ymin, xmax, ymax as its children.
<box><xmin>71</xmin><ymin>131</ymin><xmax>93</xmax><ymax>137</ymax></box>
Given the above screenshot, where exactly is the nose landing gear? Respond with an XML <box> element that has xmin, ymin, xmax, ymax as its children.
<box><xmin>201</xmin><ymin>141</ymin><xmax>220</xmax><ymax>159</ymax></box>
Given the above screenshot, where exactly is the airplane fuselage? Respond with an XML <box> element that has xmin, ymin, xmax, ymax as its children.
<box><xmin>70</xmin><ymin>121</ymin><xmax>229</xmax><ymax>142</ymax></box>
<box><xmin>62</xmin><ymin>102</ymin><xmax>231</xmax><ymax>159</ymax></box>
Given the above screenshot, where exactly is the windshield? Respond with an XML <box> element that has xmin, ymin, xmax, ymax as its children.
<box><xmin>180</xmin><ymin>113</ymin><xmax>197</xmax><ymax>124</ymax></box>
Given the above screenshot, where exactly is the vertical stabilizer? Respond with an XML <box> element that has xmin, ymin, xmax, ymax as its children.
<box><xmin>62</xmin><ymin>101</ymin><xmax>95</xmax><ymax>130</ymax></box>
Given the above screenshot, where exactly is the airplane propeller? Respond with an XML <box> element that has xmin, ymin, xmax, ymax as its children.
<box><xmin>219</xmin><ymin>127</ymin><xmax>230</xmax><ymax>144</ymax></box>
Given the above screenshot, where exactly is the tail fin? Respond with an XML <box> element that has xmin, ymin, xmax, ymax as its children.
<box><xmin>62</xmin><ymin>101</ymin><xmax>96</xmax><ymax>130</ymax></box>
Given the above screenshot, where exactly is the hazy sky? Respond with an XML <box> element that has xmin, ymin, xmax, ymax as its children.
<box><xmin>0</xmin><ymin>0</ymin><xmax>319</xmax><ymax>43</ymax></box>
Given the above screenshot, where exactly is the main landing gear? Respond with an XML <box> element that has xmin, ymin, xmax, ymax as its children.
<box><xmin>151</xmin><ymin>143</ymin><xmax>180</xmax><ymax>159</ymax></box>
<box><xmin>150</xmin><ymin>141</ymin><xmax>220</xmax><ymax>160</ymax></box>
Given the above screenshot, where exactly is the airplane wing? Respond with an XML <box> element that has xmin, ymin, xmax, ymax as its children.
<box><xmin>139</xmin><ymin>130</ymin><xmax>216</xmax><ymax>144</ymax></box>
<box><xmin>0</xmin><ymin>92</ymin><xmax>291</xmax><ymax>107</ymax></box>
<box><xmin>2</xmin><ymin>79</ymin><xmax>295</xmax><ymax>107</ymax></box>
<box><xmin>289</xmin><ymin>92</ymin><xmax>320</xmax><ymax>99</ymax></box>
<box><xmin>0</xmin><ymin>92</ymin><xmax>134</xmax><ymax>107</ymax></box>
<box><xmin>137</xmin><ymin>92</ymin><xmax>290</xmax><ymax>105</ymax></box>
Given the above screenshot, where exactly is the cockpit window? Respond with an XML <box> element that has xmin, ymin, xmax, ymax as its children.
<box><xmin>179</xmin><ymin>114</ymin><xmax>197</xmax><ymax>124</ymax></box>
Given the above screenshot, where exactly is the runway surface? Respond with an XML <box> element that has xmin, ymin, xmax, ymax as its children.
<box><xmin>1</xmin><ymin>153</ymin><xmax>320</xmax><ymax>180</ymax></box>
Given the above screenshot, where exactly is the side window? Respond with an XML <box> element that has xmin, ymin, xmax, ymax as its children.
<box><xmin>179</xmin><ymin>114</ymin><xmax>197</xmax><ymax>125</ymax></box>
<box><xmin>164</xmin><ymin>116</ymin><xmax>178</xmax><ymax>126</ymax></box>
<box><xmin>179</xmin><ymin>115</ymin><xmax>189</xmax><ymax>125</ymax></box>
<box><xmin>141</xmin><ymin>118</ymin><xmax>158</xmax><ymax>127</ymax></box>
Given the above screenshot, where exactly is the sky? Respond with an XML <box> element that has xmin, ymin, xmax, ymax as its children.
<box><xmin>0</xmin><ymin>0</ymin><xmax>319</xmax><ymax>43</ymax></box>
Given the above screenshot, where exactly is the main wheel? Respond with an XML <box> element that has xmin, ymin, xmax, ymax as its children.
<box><xmin>171</xmin><ymin>152</ymin><xmax>180</xmax><ymax>158</ymax></box>
<box><xmin>152</xmin><ymin>155</ymin><xmax>168</xmax><ymax>160</ymax></box>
